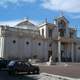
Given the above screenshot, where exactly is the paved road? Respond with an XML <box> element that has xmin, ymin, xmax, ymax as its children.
<box><xmin>0</xmin><ymin>63</ymin><xmax>80</xmax><ymax>80</ymax></box>
<box><xmin>0</xmin><ymin>69</ymin><xmax>79</xmax><ymax>80</ymax></box>
<box><xmin>0</xmin><ymin>70</ymin><xmax>37</xmax><ymax>80</ymax></box>
<box><xmin>39</xmin><ymin>63</ymin><xmax>80</xmax><ymax>78</ymax></box>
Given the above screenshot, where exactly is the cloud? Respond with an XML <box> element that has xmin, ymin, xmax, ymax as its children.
<box><xmin>30</xmin><ymin>20</ymin><xmax>40</xmax><ymax>25</ymax></box>
<box><xmin>0</xmin><ymin>19</ymin><xmax>39</xmax><ymax>27</ymax></box>
<box><xmin>41</xmin><ymin>0</ymin><xmax>80</xmax><ymax>13</ymax></box>
<box><xmin>0</xmin><ymin>0</ymin><xmax>36</xmax><ymax>8</ymax></box>
<box><xmin>0</xmin><ymin>20</ymin><xmax>20</xmax><ymax>26</ymax></box>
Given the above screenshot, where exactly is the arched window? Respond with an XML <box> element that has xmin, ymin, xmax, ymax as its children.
<box><xmin>58</xmin><ymin>20</ymin><xmax>66</xmax><ymax>29</ymax></box>
<box><xmin>58</xmin><ymin>20</ymin><xmax>66</xmax><ymax>37</ymax></box>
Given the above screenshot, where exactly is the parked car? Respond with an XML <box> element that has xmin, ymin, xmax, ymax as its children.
<box><xmin>7</xmin><ymin>60</ymin><xmax>40</xmax><ymax>75</ymax></box>
<box><xmin>0</xmin><ymin>58</ymin><xmax>10</xmax><ymax>70</ymax></box>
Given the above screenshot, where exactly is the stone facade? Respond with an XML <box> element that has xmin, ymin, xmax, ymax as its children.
<box><xmin>0</xmin><ymin>16</ymin><xmax>80</xmax><ymax>62</ymax></box>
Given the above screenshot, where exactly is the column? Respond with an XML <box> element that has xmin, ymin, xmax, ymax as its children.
<box><xmin>58</xmin><ymin>41</ymin><xmax>61</xmax><ymax>62</ymax></box>
<box><xmin>71</xmin><ymin>43</ymin><xmax>74</xmax><ymax>62</ymax></box>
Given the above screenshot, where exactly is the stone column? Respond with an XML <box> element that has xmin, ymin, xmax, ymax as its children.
<box><xmin>71</xmin><ymin>43</ymin><xmax>74</xmax><ymax>62</ymax></box>
<box><xmin>58</xmin><ymin>41</ymin><xmax>61</xmax><ymax>62</ymax></box>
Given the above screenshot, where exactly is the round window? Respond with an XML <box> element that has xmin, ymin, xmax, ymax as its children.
<box><xmin>26</xmin><ymin>42</ymin><xmax>29</xmax><ymax>45</ymax></box>
<box><xmin>13</xmin><ymin>40</ymin><xmax>16</xmax><ymax>44</ymax></box>
<box><xmin>38</xmin><ymin>42</ymin><xmax>41</xmax><ymax>46</ymax></box>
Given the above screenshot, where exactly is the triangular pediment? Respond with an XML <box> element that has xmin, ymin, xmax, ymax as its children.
<box><xmin>16</xmin><ymin>20</ymin><xmax>35</xmax><ymax>27</ymax></box>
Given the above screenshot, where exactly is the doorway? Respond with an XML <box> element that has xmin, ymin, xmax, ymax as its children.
<box><xmin>48</xmin><ymin>50</ymin><xmax>52</xmax><ymax>61</ymax></box>
<box><xmin>61</xmin><ymin>50</ymin><xmax>65</xmax><ymax>62</ymax></box>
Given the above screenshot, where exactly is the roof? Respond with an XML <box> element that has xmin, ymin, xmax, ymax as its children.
<box><xmin>38</xmin><ymin>21</ymin><xmax>56</xmax><ymax>28</ymax></box>
<box><xmin>54</xmin><ymin>16</ymin><xmax>69</xmax><ymax>23</ymax></box>
<box><xmin>16</xmin><ymin>18</ymin><xmax>37</xmax><ymax>30</ymax></box>
<box><xmin>16</xmin><ymin>18</ymin><xmax>35</xmax><ymax>26</ymax></box>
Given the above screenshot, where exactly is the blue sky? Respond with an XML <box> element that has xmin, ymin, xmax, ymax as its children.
<box><xmin>0</xmin><ymin>0</ymin><xmax>80</xmax><ymax>37</ymax></box>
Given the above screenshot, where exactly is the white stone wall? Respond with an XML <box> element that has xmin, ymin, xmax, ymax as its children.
<box><xmin>0</xmin><ymin>37</ymin><xmax>4</xmax><ymax>58</ymax></box>
<box><xmin>2</xmin><ymin>33</ymin><xmax>48</xmax><ymax>60</ymax></box>
<box><xmin>0</xmin><ymin>16</ymin><xmax>79</xmax><ymax>62</ymax></box>
<box><xmin>75</xmin><ymin>38</ymin><xmax>80</xmax><ymax>62</ymax></box>
<box><xmin>52</xmin><ymin>27</ymin><xmax>58</xmax><ymax>39</ymax></box>
<box><xmin>3</xmin><ymin>36</ymin><xmax>18</xmax><ymax>58</ymax></box>
<box><xmin>23</xmin><ymin>38</ymin><xmax>32</xmax><ymax>58</ymax></box>
<box><xmin>32</xmin><ymin>39</ymin><xmax>48</xmax><ymax>60</ymax></box>
<box><xmin>4</xmin><ymin>36</ymin><xmax>32</xmax><ymax>59</ymax></box>
<box><xmin>76</xmin><ymin>44</ymin><xmax>80</xmax><ymax>62</ymax></box>
<box><xmin>52</xmin><ymin>41</ymin><xmax>58</xmax><ymax>60</ymax></box>
<box><xmin>39</xmin><ymin>25</ymin><xmax>47</xmax><ymax>38</ymax></box>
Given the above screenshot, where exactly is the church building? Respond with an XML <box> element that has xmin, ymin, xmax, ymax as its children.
<box><xmin>0</xmin><ymin>16</ymin><xmax>80</xmax><ymax>62</ymax></box>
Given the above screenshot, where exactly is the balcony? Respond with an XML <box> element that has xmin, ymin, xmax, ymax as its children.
<box><xmin>53</xmin><ymin>35</ymin><xmax>76</xmax><ymax>43</ymax></box>
<box><xmin>58</xmin><ymin>36</ymin><xmax>75</xmax><ymax>43</ymax></box>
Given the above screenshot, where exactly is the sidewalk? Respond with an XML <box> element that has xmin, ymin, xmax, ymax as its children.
<box><xmin>33</xmin><ymin>62</ymin><xmax>80</xmax><ymax>78</ymax></box>
<box><xmin>39</xmin><ymin>73</ymin><xmax>79</xmax><ymax>80</ymax></box>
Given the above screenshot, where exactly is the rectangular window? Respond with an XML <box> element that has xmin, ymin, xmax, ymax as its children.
<box><xmin>59</xmin><ymin>29</ymin><xmax>65</xmax><ymax>37</ymax></box>
<box><xmin>60</xmin><ymin>31</ymin><xmax>64</xmax><ymax>37</ymax></box>
<box><xmin>48</xmin><ymin>29</ymin><xmax>52</xmax><ymax>38</ymax></box>
<box><xmin>70</xmin><ymin>32</ymin><xmax>74</xmax><ymax>38</ymax></box>
<box><xmin>42</xmin><ymin>29</ymin><xmax>44</xmax><ymax>36</ymax></box>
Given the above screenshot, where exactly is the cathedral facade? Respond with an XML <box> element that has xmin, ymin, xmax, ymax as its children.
<box><xmin>0</xmin><ymin>16</ymin><xmax>80</xmax><ymax>62</ymax></box>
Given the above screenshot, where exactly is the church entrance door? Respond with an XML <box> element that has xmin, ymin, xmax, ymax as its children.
<box><xmin>48</xmin><ymin>50</ymin><xmax>52</xmax><ymax>61</ymax></box>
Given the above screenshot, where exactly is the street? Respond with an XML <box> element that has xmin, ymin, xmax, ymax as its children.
<box><xmin>0</xmin><ymin>70</ymin><xmax>75</xmax><ymax>80</ymax></box>
<box><xmin>0</xmin><ymin>70</ymin><xmax>37</xmax><ymax>80</ymax></box>
<box><xmin>0</xmin><ymin>70</ymin><xmax>79</xmax><ymax>80</ymax></box>
<box><xmin>0</xmin><ymin>63</ymin><xmax>80</xmax><ymax>80</ymax></box>
<box><xmin>39</xmin><ymin>63</ymin><xmax>80</xmax><ymax>78</ymax></box>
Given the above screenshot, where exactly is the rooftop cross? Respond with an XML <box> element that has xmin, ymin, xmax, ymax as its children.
<box><xmin>23</xmin><ymin>17</ymin><xmax>29</xmax><ymax>22</ymax></box>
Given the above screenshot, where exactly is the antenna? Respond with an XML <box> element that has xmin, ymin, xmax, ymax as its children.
<box><xmin>45</xmin><ymin>18</ymin><xmax>48</xmax><ymax>23</ymax></box>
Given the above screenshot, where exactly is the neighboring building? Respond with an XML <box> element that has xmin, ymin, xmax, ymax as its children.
<box><xmin>0</xmin><ymin>16</ymin><xmax>80</xmax><ymax>62</ymax></box>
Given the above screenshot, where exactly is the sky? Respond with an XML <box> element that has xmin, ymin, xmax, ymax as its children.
<box><xmin>0</xmin><ymin>0</ymin><xmax>80</xmax><ymax>37</ymax></box>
